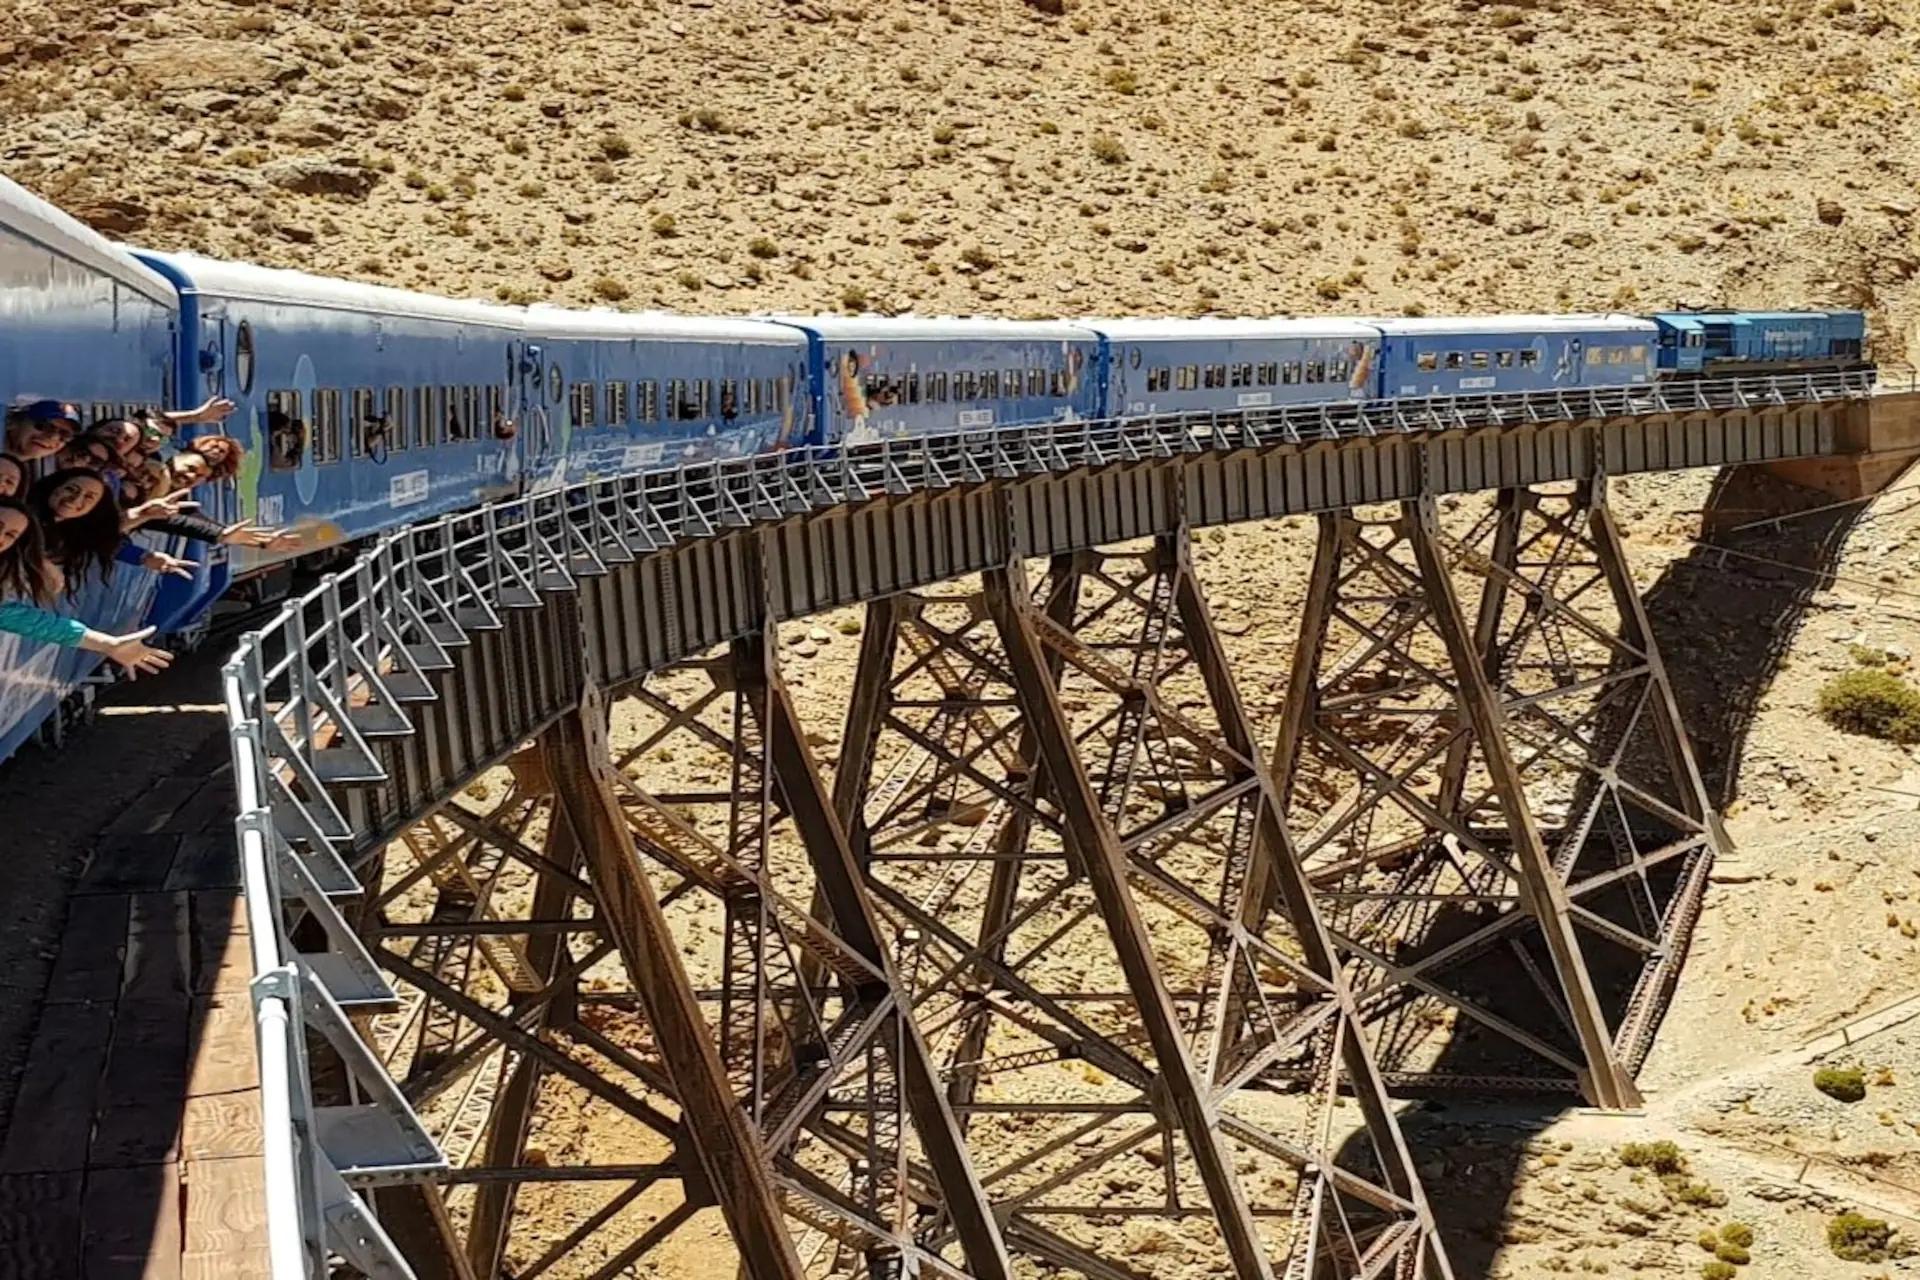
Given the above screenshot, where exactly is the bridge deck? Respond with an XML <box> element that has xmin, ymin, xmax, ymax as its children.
<box><xmin>0</xmin><ymin>683</ymin><xmax>268</xmax><ymax>1279</ymax></box>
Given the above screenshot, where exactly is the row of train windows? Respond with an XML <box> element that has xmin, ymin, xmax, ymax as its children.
<box><xmin>1143</xmin><ymin>360</ymin><xmax>1355</xmax><ymax>394</ymax></box>
<box><xmin>1412</xmin><ymin>344</ymin><xmax>1651</xmax><ymax>373</ymax></box>
<box><xmin>264</xmin><ymin>385</ymin><xmax>507</xmax><ymax>470</ymax></box>
<box><xmin>567</xmin><ymin>377</ymin><xmax>789</xmax><ymax>428</ymax></box>
<box><xmin>857</xmin><ymin>367</ymin><xmax>1075</xmax><ymax>407</ymax></box>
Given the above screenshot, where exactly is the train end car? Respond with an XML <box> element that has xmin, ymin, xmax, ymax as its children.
<box><xmin>134</xmin><ymin>251</ymin><xmax>527</xmax><ymax>577</ymax></box>
<box><xmin>1086</xmin><ymin>317</ymin><xmax>1384</xmax><ymax>418</ymax></box>
<box><xmin>0</xmin><ymin>176</ymin><xmax>180</xmax><ymax>761</ymax></box>
<box><xmin>1648</xmin><ymin>309</ymin><xmax>1868</xmax><ymax>375</ymax></box>
<box><xmin>769</xmin><ymin>316</ymin><xmax>1103</xmax><ymax>447</ymax></box>
<box><xmin>1375</xmin><ymin>313</ymin><xmax>1658</xmax><ymax>400</ymax></box>
<box><xmin>521</xmin><ymin>307</ymin><xmax>811</xmax><ymax>486</ymax></box>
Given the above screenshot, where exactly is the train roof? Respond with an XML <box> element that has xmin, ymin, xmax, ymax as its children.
<box><xmin>132</xmin><ymin>250</ymin><xmax>523</xmax><ymax>331</ymax></box>
<box><xmin>0</xmin><ymin>177</ymin><xmax>177</xmax><ymax>311</ymax></box>
<box><xmin>1085</xmin><ymin>317</ymin><xmax>1380</xmax><ymax>341</ymax></box>
<box><xmin>524</xmin><ymin>306</ymin><xmax>804</xmax><ymax>345</ymax></box>
<box><xmin>768</xmin><ymin>315</ymin><xmax>1102</xmax><ymax>343</ymax></box>
<box><xmin>1372</xmin><ymin>313</ymin><xmax>1657</xmax><ymax>335</ymax></box>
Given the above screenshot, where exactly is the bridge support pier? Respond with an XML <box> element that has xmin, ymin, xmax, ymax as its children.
<box><xmin>1272</xmin><ymin>479</ymin><xmax>1725</xmax><ymax>1104</ymax></box>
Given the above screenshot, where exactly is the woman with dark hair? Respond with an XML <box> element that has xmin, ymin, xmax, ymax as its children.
<box><xmin>91</xmin><ymin>418</ymin><xmax>144</xmax><ymax>467</ymax></box>
<box><xmin>29</xmin><ymin>469</ymin><xmax>125</xmax><ymax>594</ymax></box>
<box><xmin>0</xmin><ymin>497</ymin><xmax>170</xmax><ymax>675</ymax></box>
<box><xmin>55</xmin><ymin>432</ymin><xmax>118</xmax><ymax>474</ymax></box>
<box><xmin>0</xmin><ymin>453</ymin><xmax>25</xmax><ymax>500</ymax></box>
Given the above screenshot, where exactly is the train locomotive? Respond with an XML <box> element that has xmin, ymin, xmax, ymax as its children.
<box><xmin>0</xmin><ymin>173</ymin><xmax>1873</xmax><ymax>760</ymax></box>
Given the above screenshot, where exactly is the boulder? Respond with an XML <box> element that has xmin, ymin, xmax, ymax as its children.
<box><xmin>262</xmin><ymin>158</ymin><xmax>376</xmax><ymax>198</ymax></box>
<box><xmin>121</xmin><ymin>37</ymin><xmax>278</xmax><ymax>91</ymax></box>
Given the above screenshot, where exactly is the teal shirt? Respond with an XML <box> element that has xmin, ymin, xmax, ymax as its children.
<box><xmin>0</xmin><ymin>601</ymin><xmax>87</xmax><ymax>648</ymax></box>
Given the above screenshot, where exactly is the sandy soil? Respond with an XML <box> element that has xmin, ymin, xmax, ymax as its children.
<box><xmin>11</xmin><ymin>0</ymin><xmax>1920</xmax><ymax>1274</ymax></box>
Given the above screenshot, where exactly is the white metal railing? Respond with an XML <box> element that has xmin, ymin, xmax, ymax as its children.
<box><xmin>222</xmin><ymin>366</ymin><xmax>1882</xmax><ymax>1276</ymax></box>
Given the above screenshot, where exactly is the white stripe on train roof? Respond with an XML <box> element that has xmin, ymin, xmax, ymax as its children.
<box><xmin>766</xmin><ymin>315</ymin><xmax>1102</xmax><ymax>342</ymax></box>
<box><xmin>1371</xmin><ymin>313</ymin><xmax>1658</xmax><ymax>335</ymax></box>
<box><xmin>525</xmin><ymin>305</ymin><xmax>805</xmax><ymax>345</ymax></box>
<box><xmin>1084</xmin><ymin>317</ymin><xmax>1381</xmax><ymax>340</ymax></box>
<box><xmin>0</xmin><ymin>176</ymin><xmax>177</xmax><ymax>310</ymax></box>
<box><xmin>134</xmin><ymin>250</ymin><xmax>525</xmax><ymax>330</ymax></box>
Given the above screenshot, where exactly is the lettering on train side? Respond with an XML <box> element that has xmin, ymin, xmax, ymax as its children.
<box><xmin>958</xmin><ymin>409</ymin><xmax>995</xmax><ymax>427</ymax></box>
<box><xmin>1236</xmin><ymin>391</ymin><xmax>1273</xmax><ymax>408</ymax></box>
<box><xmin>1459</xmin><ymin>376</ymin><xmax>1497</xmax><ymax>390</ymax></box>
<box><xmin>390</xmin><ymin>470</ymin><xmax>430</xmax><ymax>507</ymax></box>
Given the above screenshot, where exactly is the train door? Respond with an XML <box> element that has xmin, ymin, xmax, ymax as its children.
<box><xmin>518</xmin><ymin>341</ymin><xmax>565</xmax><ymax>492</ymax></box>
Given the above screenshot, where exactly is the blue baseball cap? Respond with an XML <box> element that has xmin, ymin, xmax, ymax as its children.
<box><xmin>12</xmin><ymin>400</ymin><xmax>82</xmax><ymax>428</ymax></box>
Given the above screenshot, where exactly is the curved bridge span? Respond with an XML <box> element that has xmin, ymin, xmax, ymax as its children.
<box><xmin>226</xmin><ymin>381</ymin><xmax>1888</xmax><ymax>1280</ymax></box>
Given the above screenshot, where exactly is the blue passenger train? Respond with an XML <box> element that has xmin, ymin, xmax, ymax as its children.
<box><xmin>0</xmin><ymin>173</ymin><xmax>1875</xmax><ymax>761</ymax></box>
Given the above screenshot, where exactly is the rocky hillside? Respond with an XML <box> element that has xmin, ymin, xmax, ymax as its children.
<box><xmin>4</xmin><ymin>0</ymin><xmax>1920</xmax><ymax>355</ymax></box>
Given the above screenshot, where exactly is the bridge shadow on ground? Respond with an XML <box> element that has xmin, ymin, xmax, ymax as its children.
<box><xmin>0</xmin><ymin>649</ymin><xmax>264</xmax><ymax>1276</ymax></box>
<box><xmin>1332</xmin><ymin>464</ymin><xmax>1873</xmax><ymax>1275</ymax></box>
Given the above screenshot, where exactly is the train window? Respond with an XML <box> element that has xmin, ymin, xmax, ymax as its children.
<box><xmin>1129</xmin><ymin>347</ymin><xmax>1143</xmax><ymax>369</ymax></box>
<box><xmin>767</xmin><ymin>378</ymin><xmax>781</xmax><ymax>411</ymax></box>
<box><xmin>1469</xmin><ymin>352</ymin><xmax>1490</xmax><ymax>370</ymax></box>
<box><xmin>1005</xmin><ymin>368</ymin><xmax>1023</xmax><ymax>398</ymax></box>
<box><xmin>1146</xmin><ymin>367</ymin><xmax>1169</xmax><ymax>393</ymax></box>
<box><xmin>1416</xmin><ymin>352</ymin><xmax>1438</xmax><ymax>372</ymax></box>
<box><xmin>1028</xmin><ymin>368</ymin><xmax>1046</xmax><ymax>396</ymax></box>
<box><xmin>1202</xmin><ymin>365</ymin><xmax>1223</xmax><ymax>389</ymax></box>
<box><xmin>1444</xmin><ymin>352</ymin><xmax>1465</xmax><ymax>370</ymax></box>
<box><xmin>351</xmin><ymin>388</ymin><xmax>378</xmax><ymax>457</ymax></box>
<box><xmin>234</xmin><ymin>322</ymin><xmax>256</xmax><ymax>394</ymax></box>
<box><xmin>443</xmin><ymin>387</ymin><xmax>461</xmax><ymax>441</ymax></box>
<box><xmin>1519</xmin><ymin>350</ymin><xmax>1540</xmax><ymax>368</ymax></box>
<box><xmin>1496</xmin><ymin>351</ymin><xmax>1516</xmax><ymax>368</ymax></box>
<box><xmin>266</xmin><ymin>390</ymin><xmax>305</xmax><ymax>471</ymax></box>
<box><xmin>903</xmin><ymin>373</ymin><xmax>920</xmax><ymax>405</ymax></box>
<box><xmin>720</xmin><ymin>381</ymin><xmax>740</xmax><ymax>421</ymax></box>
<box><xmin>547</xmin><ymin>363</ymin><xmax>564</xmax><ymax>403</ymax></box>
<box><xmin>1176</xmin><ymin>366</ymin><xmax>1198</xmax><ymax>391</ymax></box>
<box><xmin>1630</xmin><ymin>344</ymin><xmax>1648</xmax><ymax>362</ymax></box>
<box><xmin>606</xmin><ymin>380</ymin><xmax>629</xmax><ymax>425</ymax></box>
<box><xmin>1256</xmin><ymin>363</ymin><xmax>1278</xmax><ymax>386</ymax></box>
<box><xmin>635</xmin><ymin>381</ymin><xmax>657</xmax><ymax>421</ymax></box>
<box><xmin>667</xmin><ymin>380</ymin><xmax>690</xmax><ymax>421</ymax></box>
<box><xmin>1235</xmin><ymin>364</ymin><xmax>1255</xmax><ymax>387</ymax></box>
<box><xmin>311</xmin><ymin>389</ymin><xmax>343</xmax><ymax>465</ymax></box>
<box><xmin>486</xmin><ymin>387</ymin><xmax>504</xmax><ymax>436</ymax></box>
<box><xmin>926</xmin><ymin>372</ymin><xmax>947</xmax><ymax>402</ymax></box>
<box><xmin>1282</xmin><ymin>362</ymin><xmax>1301</xmax><ymax>384</ymax></box>
<box><xmin>1586</xmin><ymin>347</ymin><xmax>1604</xmax><ymax>365</ymax></box>
<box><xmin>570</xmin><ymin>382</ymin><xmax>597</xmax><ymax>428</ymax></box>
<box><xmin>982</xmin><ymin>370</ymin><xmax>1000</xmax><ymax>399</ymax></box>
<box><xmin>1330</xmin><ymin>358</ymin><xmax>1351</xmax><ymax>382</ymax></box>
<box><xmin>385</xmin><ymin>386</ymin><xmax>408</xmax><ymax>451</ymax></box>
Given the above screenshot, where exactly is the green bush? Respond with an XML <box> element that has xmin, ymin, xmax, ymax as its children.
<box><xmin>1814</xmin><ymin>1065</ymin><xmax>1867</xmax><ymax>1103</ymax></box>
<box><xmin>1696</xmin><ymin>1229</ymin><xmax>1719</xmax><ymax>1252</ymax></box>
<box><xmin>1714</xmin><ymin>1240</ymin><xmax>1749</xmax><ymax>1264</ymax></box>
<box><xmin>1720</xmin><ymin>1222</ymin><xmax>1754</xmax><ymax>1248</ymax></box>
<box><xmin>1701</xmin><ymin>1263</ymin><xmax>1736</xmax><ymax>1280</ymax></box>
<box><xmin>1828</xmin><ymin>1211</ymin><xmax>1895</xmax><ymax>1262</ymax></box>
<box><xmin>1619</xmin><ymin>1140</ymin><xmax>1686</xmax><ymax>1175</ymax></box>
<box><xmin>1816</xmin><ymin>668</ymin><xmax>1920</xmax><ymax>742</ymax></box>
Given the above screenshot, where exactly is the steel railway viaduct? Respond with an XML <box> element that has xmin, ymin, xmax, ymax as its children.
<box><xmin>219</xmin><ymin>376</ymin><xmax>1917</xmax><ymax>1280</ymax></box>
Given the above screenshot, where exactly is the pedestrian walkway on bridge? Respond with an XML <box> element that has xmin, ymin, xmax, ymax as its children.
<box><xmin>0</xmin><ymin>654</ymin><xmax>268</xmax><ymax>1279</ymax></box>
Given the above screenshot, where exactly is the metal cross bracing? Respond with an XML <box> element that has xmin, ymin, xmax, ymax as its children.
<box><xmin>1267</xmin><ymin>477</ymin><xmax>1725</xmax><ymax>1106</ymax></box>
<box><xmin>838</xmin><ymin>542</ymin><xmax>1450</xmax><ymax>1280</ymax></box>
<box><xmin>221</xmin><ymin>378</ymin><xmax>1873</xmax><ymax>1280</ymax></box>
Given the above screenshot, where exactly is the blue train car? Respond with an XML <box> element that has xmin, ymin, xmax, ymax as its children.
<box><xmin>1649</xmin><ymin>310</ymin><xmax>1867</xmax><ymax>374</ymax></box>
<box><xmin>135</xmin><ymin>252</ymin><xmax>527</xmax><ymax>575</ymax></box>
<box><xmin>0</xmin><ymin>177</ymin><xmax>179</xmax><ymax>761</ymax></box>
<box><xmin>773</xmin><ymin>317</ymin><xmax>1103</xmax><ymax>446</ymax></box>
<box><xmin>1376</xmin><ymin>314</ymin><xmax>1658</xmax><ymax>400</ymax></box>
<box><xmin>1089</xmin><ymin>318</ymin><xmax>1383</xmax><ymax>417</ymax></box>
<box><xmin>523</xmin><ymin>307</ymin><xmax>811</xmax><ymax>487</ymax></box>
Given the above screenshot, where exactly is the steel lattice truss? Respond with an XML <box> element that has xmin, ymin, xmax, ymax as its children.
<box><xmin>1272</xmin><ymin>480</ymin><xmax>1724</xmax><ymax>1105</ymax></box>
<box><xmin>335</xmin><ymin>485</ymin><xmax>1724</xmax><ymax>1280</ymax></box>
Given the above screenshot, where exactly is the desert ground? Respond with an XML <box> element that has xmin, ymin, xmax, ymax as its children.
<box><xmin>9</xmin><ymin>0</ymin><xmax>1920</xmax><ymax>1273</ymax></box>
